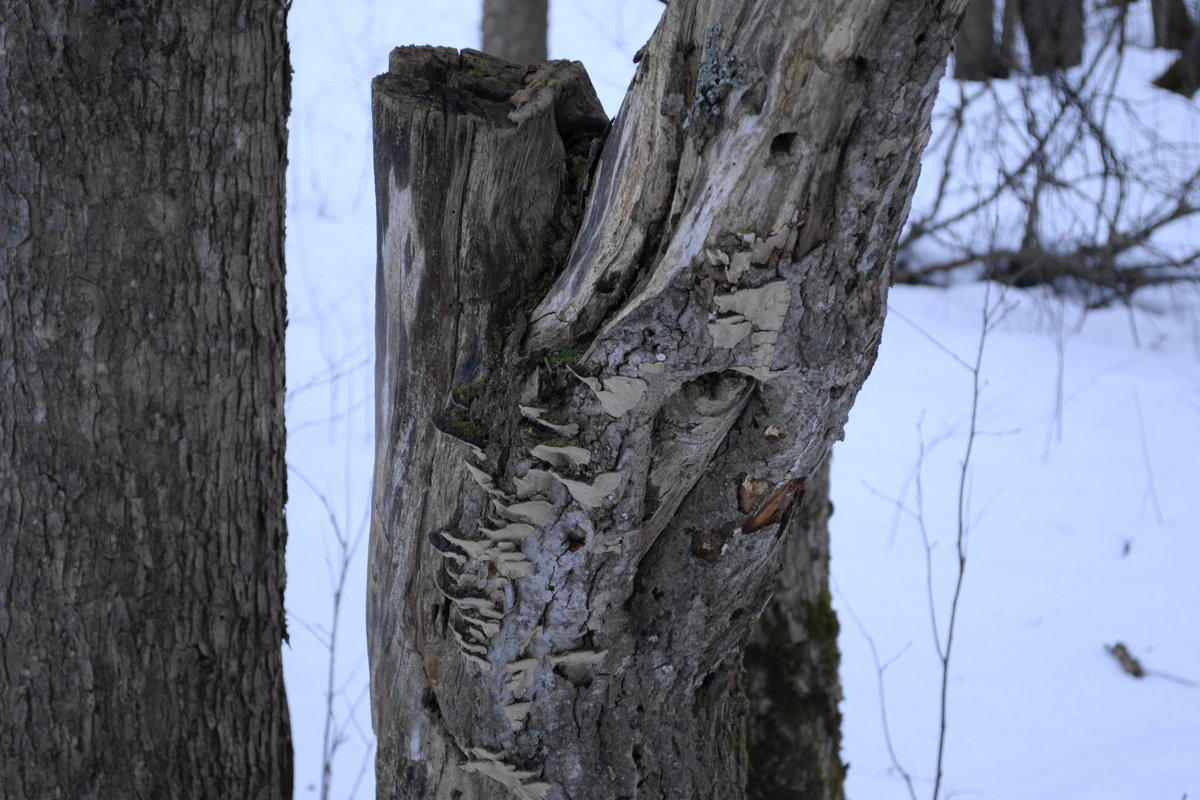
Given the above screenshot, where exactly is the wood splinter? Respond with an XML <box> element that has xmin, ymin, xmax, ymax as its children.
<box><xmin>739</xmin><ymin>477</ymin><xmax>805</xmax><ymax>533</ymax></box>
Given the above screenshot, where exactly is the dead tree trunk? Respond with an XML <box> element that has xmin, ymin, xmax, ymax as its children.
<box><xmin>370</xmin><ymin>1</ymin><xmax>967</xmax><ymax>798</ymax></box>
<box><xmin>0</xmin><ymin>3</ymin><xmax>291</xmax><ymax>797</ymax></box>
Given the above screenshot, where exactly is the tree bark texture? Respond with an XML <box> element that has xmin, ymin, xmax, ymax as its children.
<box><xmin>0</xmin><ymin>3</ymin><xmax>291</xmax><ymax>798</ymax></box>
<box><xmin>483</xmin><ymin>0</ymin><xmax>549</xmax><ymax>64</ymax></box>
<box><xmin>371</xmin><ymin>1</ymin><xmax>966</xmax><ymax>797</ymax></box>
<box><xmin>744</xmin><ymin>451</ymin><xmax>842</xmax><ymax>800</ymax></box>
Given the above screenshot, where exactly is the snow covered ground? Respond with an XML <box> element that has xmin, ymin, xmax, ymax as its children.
<box><xmin>284</xmin><ymin>3</ymin><xmax>1199</xmax><ymax>797</ymax></box>
<box><xmin>835</xmin><ymin>282</ymin><xmax>1200</xmax><ymax>799</ymax></box>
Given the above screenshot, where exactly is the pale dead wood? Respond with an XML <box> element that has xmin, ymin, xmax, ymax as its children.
<box><xmin>371</xmin><ymin>1</ymin><xmax>968</xmax><ymax>797</ymax></box>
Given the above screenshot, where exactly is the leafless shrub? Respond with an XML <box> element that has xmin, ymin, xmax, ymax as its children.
<box><xmin>900</xmin><ymin>2</ymin><xmax>1200</xmax><ymax>307</ymax></box>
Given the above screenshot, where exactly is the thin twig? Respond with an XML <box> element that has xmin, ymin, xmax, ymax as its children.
<box><xmin>932</xmin><ymin>285</ymin><xmax>1006</xmax><ymax>800</ymax></box>
<box><xmin>287</xmin><ymin>464</ymin><xmax>369</xmax><ymax>800</ymax></box>
<box><xmin>835</xmin><ymin>584</ymin><xmax>920</xmax><ymax>800</ymax></box>
<box><xmin>1132</xmin><ymin>389</ymin><xmax>1164</xmax><ymax>525</ymax></box>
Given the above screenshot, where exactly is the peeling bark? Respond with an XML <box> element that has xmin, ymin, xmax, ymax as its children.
<box><xmin>371</xmin><ymin>1</ymin><xmax>967</xmax><ymax>797</ymax></box>
<box><xmin>0</xmin><ymin>3</ymin><xmax>291</xmax><ymax>797</ymax></box>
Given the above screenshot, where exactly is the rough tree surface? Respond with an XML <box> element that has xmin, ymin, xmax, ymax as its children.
<box><xmin>370</xmin><ymin>1</ymin><xmax>966</xmax><ymax>798</ymax></box>
<box><xmin>0</xmin><ymin>3</ymin><xmax>292</xmax><ymax>797</ymax></box>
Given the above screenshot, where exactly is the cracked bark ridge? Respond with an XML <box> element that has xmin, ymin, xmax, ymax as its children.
<box><xmin>0</xmin><ymin>3</ymin><xmax>291</xmax><ymax>797</ymax></box>
<box><xmin>371</xmin><ymin>1</ymin><xmax>967</xmax><ymax>797</ymax></box>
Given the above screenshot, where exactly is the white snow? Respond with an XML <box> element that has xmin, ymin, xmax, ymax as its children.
<box><xmin>284</xmin><ymin>2</ymin><xmax>1200</xmax><ymax>798</ymax></box>
<box><xmin>834</xmin><ymin>282</ymin><xmax>1200</xmax><ymax>799</ymax></box>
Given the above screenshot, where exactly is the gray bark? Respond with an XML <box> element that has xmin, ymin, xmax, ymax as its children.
<box><xmin>483</xmin><ymin>0</ymin><xmax>549</xmax><ymax>64</ymax></box>
<box><xmin>0</xmin><ymin>3</ymin><xmax>291</xmax><ymax>798</ymax></box>
<box><xmin>370</xmin><ymin>1</ymin><xmax>967</xmax><ymax>798</ymax></box>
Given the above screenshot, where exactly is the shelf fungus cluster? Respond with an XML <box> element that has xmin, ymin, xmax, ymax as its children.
<box><xmin>430</xmin><ymin>395</ymin><xmax>623</xmax><ymax>796</ymax></box>
<box><xmin>430</xmin><ymin>444</ymin><xmax>551</xmax><ymax>673</ymax></box>
<box><xmin>460</xmin><ymin>745</ymin><xmax>551</xmax><ymax>800</ymax></box>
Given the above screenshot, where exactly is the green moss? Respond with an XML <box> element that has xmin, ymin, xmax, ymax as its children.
<box><xmin>452</xmin><ymin>375</ymin><xmax>488</xmax><ymax>408</ymax></box>
<box><xmin>743</xmin><ymin>588</ymin><xmax>846</xmax><ymax>800</ymax></box>
<box><xmin>807</xmin><ymin>586</ymin><xmax>841</xmax><ymax>672</ymax></box>
<box><xmin>566</xmin><ymin>154</ymin><xmax>589</xmax><ymax>186</ymax></box>
<box><xmin>547</xmin><ymin>340</ymin><xmax>583</xmax><ymax>367</ymax></box>
<box><xmin>730</xmin><ymin>727</ymin><xmax>750</xmax><ymax>769</ymax></box>
<box><xmin>433</xmin><ymin>407</ymin><xmax>488</xmax><ymax>447</ymax></box>
<box><xmin>547</xmin><ymin>342</ymin><xmax>583</xmax><ymax>366</ymax></box>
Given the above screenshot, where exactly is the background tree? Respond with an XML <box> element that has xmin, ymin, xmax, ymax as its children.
<box><xmin>483</xmin><ymin>0</ymin><xmax>549</xmax><ymax>63</ymax></box>
<box><xmin>368</xmin><ymin>0</ymin><xmax>967</xmax><ymax>797</ymax></box>
<box><xmin>743</xmin><ymin>456</ymin><xmax>842</xmax><ymax>800</ymax></box>
<box><xmin>0</xmin><ymin>3</ymin><xmax>292</xmax><ymax>796</ymax></box>
<box><xmin>907</xmin><ymin>0</ymin><xmax>1200</xmax><ymax>299</ymax></box>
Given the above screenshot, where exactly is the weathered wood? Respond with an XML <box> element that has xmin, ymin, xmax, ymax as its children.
<box><xmin>0</xmin><ymin>2</ymin><xmax>291</xmax><ymax>797</ymax></box>
<box><xmin>371</xmin><ymin>0</ymin><xmax>967</xmax><ymax>797</ymax></box>
<box><xmin>371</xmin><ymin>46</ymin><xmax>609</xmax><ymax>799</ymax></box>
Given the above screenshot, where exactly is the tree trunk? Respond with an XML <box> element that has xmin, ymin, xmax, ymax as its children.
<box><xmin>370</xmin><ymin>1</ymin><xmax>966</xmax><ymax>798</ymax></box>
<box><xmin>954</xmin><ymin>0</ymin><xmax>1011</xmax><ymax>79</ymax></box>
<box><xmin>1018</xmin><ymin>0</ymin><xmax>1083</xmax><ymax>75</ymax></box>
<box><xmin>1153</xmin><ymin>29</ymin><xmax>1200</xmax><ymax>96</ymax></box>
<box><xmin>0</xmin><ymin>3</ymin><xmax>292</xmax><ymax>798</ymax></box>
<box><xmin>1151</xmin><ymin>0</ymin><xmax>1194</xmax><ymax>50</ymax></box>
<box><xmin>483</xmin><ymin>0</ymin><xmax>549</xmax><ymax>64</ymax></box>
<box><xmin>744</xmin><ymin>451</ymin><xmax>842</xmax><ymax>800</ymax></box>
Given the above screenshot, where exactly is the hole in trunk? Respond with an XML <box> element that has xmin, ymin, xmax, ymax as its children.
<box><xmin>770</xmin><ymin>132</ymin><xmax>797</xmax><ymax>157</ymax></box>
